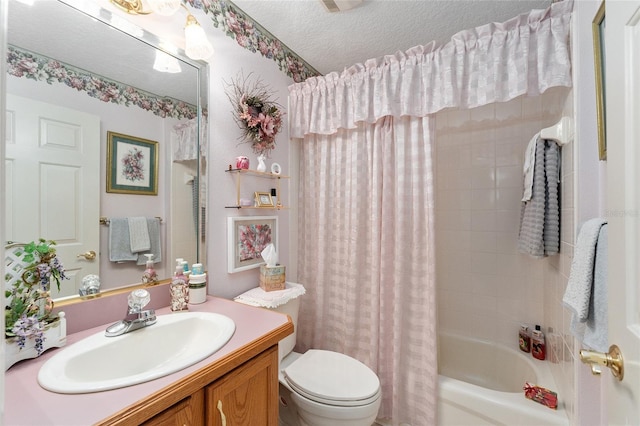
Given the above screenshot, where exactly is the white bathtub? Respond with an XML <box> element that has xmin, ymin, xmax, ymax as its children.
<box><xmin>437</xmin><ymin>333</ymin><xmax>569</xmax><ymax>426</ymax></box>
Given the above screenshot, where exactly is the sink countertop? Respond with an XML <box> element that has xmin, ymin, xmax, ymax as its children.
<box><xmin>5</xmin><ymin>296</ymin><xmax>292</xmax><ymax>426</ymax></box>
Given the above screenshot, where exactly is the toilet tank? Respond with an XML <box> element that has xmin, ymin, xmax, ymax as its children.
<box><xmin>267</xmin><ymin>296</ymin><xmax>300</xmax><ymax>363</ymax></box>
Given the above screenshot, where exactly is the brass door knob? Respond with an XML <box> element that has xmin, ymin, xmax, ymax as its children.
<box><xmin>77</xmin><ymin>250</ymin><xmax>97</xmax><ymax>261</ymax></box>
<box><xmin>579</xmin><ymin>344</ymin><xmax>624</xmax><ymax>381</ymax></box>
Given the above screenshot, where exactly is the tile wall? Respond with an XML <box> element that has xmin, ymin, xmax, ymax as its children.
<box><xmin>434</xmin><ymin>86</ymin><xmax>576</xmax><ymax>422</ymax></box>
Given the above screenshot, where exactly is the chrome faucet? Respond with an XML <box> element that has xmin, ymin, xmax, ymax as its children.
<box><xmin>105</xmin><ymin>289</ymin><xmax>157</xmax><ymax>337</ymax></box>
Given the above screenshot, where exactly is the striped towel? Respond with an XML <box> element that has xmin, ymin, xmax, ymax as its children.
<box><xmin>518</xmin><ymin>139</ymin><xmax>560</xmax><ymax>257</ymax></box>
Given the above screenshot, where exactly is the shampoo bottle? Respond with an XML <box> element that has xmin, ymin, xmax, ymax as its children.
<box><xmin>532</xmin><ymin>325</ymin><xmax>546</xmax><ymax>360</ymax></box>
<box><xmin>519</xmin><ymin>324</ymin><xmax>531</xmax><ymax>353</ymax></box>
<box><xmin>170</xmin><ymin>262</ymin><xmax>189</xmax><ymax>311</ymax></box>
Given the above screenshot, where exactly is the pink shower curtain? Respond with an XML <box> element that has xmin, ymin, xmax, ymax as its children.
<box><xmin>297</xmin><ymin>116</ymin><xmax>437</xmax><ymax>422</ymax></box>
<box><xmin>289</xmin><ymin>1</ymin><xmax>572</xmax><ymax>424</ymax></box>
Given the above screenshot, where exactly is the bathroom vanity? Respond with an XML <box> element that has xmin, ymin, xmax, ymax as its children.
<box><xmin>4</xmin><ymin>297</ymin><xmax>293</xmax><ymax>425</ymax></box>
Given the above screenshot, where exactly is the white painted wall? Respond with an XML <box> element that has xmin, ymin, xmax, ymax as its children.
<box><xmin>96</xmin><ymin>3</ymin><xmax>296</xmax><ymax>299</ymax></box>
<box><xmin>204</xmin><ymin>21</ymin><xmax>294</xmax><ymax>300</ymax></box>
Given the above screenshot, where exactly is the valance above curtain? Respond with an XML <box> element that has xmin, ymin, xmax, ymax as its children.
<box><xmin>288</xmin><ymin>0</ymin><xmax>573</xmax><ymax>138</ymax></box>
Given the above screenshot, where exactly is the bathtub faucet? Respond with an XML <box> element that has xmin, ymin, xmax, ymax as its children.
<box><xmin>105</xmin><ymin>289</ymin><xmax>157</xmax><ymax>337</ymax></box>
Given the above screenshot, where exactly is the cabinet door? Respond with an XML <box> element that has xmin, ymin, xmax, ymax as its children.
<box><xmin>141</xmin><ymin>390</ymin><xmax>205</xmax><ymax>426</ymax></box>
<box><xmin>206</xmin><ymin>346</ymin><xmax>279</xmax><ymax>425</ymax></box>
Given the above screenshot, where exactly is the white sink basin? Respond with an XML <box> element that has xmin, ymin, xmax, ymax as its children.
<box><xmin>38</xmin><ymin>312</ymin><xmax>235</xmax><ymax>394</ymax></box>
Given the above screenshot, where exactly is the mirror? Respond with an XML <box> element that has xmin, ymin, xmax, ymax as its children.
<box><xmin>5</xmin><ymin>0</ymin><xmax>208</xmax><ymax>300</ymax></box>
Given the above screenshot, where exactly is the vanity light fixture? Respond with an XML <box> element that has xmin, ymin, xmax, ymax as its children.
<box><xmin>184</xmin><ymin>11</ymin><xmax>214</xmax><ymax>60</ymax></box>
<box><xmin>109</xmin><ymin>0</ymin><xmax>214</xmax><ymax>61</ymax></box>
<box><xmin>153</xmin><ymin>49</ymin><xmax>182</xmax><ymax>73</ymax></box>
<box><xmin>147</xmin><ymin>0</ymin><xmax>182</xmax><ymax>16</ymax></box>
<box><xmin>153</xmin><ymin>41</ymin><xmax>182</xmax><ymax>73</ymax></box>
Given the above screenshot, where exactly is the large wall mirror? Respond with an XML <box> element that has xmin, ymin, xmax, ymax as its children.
<box><xmin>5</xmin><ymin>0</ymin><xmax>208</xmax><ymax>301</ymax></box>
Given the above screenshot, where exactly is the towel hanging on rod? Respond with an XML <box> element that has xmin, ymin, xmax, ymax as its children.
<box><xmin>540</xmin><ymin>116</ymin><xmax>573</xmax><ymax>145</ymax></box>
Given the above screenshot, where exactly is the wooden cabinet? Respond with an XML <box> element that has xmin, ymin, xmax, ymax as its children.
<box><xmin>206</xmin><ymin>346</ymin><xmax>279</xmax><ymax>425</ymax></box>
<box><xmin>141</xmin><ymin>390</ymin><xmax>205</xmax><ymax>426</ymax></box>
<box><xmin>132</xmin><ymin>346</ymin><xmax>279</xmax><ymax>426</ymax></box>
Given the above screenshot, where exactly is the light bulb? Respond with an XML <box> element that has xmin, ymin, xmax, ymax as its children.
<box><xmin>184</xmin><ymin>14</ymin><xmax>214</xmax><ymax>60</ymax></box>
<box><xmin>147</xmin><ymin>0</ymin><xmax>181</xmax><ymax>16</ymax></box>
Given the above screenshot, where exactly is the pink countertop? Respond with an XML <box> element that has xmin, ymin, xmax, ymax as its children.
<box><xmin>5</xmin><ymin>297</ymin><xmax>290</xmax><ymax>426</ymax></box>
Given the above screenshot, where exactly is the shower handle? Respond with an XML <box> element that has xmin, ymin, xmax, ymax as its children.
<box><xmin>579</xmin><ymin>344</ymin><xmax>624</xmax><ymax>381</ymax></box>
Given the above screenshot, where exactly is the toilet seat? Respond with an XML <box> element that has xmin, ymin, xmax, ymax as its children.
<box><xmin>283</xmin><ymin>349</ymin><xmax>381</xmax><ymax>407</ymax></box>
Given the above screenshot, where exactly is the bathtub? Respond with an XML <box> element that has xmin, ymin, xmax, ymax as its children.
<box><xmin>437</xmin><ymin>333</ymin><xmax>569</xmax><ymax>426</ymax></box>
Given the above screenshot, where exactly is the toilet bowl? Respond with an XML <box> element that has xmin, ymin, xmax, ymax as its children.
<box><xmin>235</xmin><ymin>283</ymin><xmax>381</xmax><ymax>426</ymax></box>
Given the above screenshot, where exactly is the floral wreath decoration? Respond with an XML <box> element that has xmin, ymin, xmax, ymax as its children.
<box><xmin>5</xmin><ymin>239</ymin><xmax>68</xmax><ymax>355</ymax></box>
<box><xmin>226</xmin><ymin>73</ymin><xmax>284</xmax><ymax>157</ymax></box>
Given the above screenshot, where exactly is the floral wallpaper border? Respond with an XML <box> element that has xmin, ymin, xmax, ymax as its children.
<box><xmin>6</xmin><ymin>46</ymin><xmax>198</xmax><ymax>120</ymax></box>
<box><xmin>187</xmin><ymin>0</ymin><xmax>320</xmax><ymax>83</ymax></box>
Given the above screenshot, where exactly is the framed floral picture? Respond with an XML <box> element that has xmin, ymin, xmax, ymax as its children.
<box><xmin>227</xmin><ymin>216</ymin><xmax>278</xmax><ymax>273</ymax></box>
<box><xmin>106</xmin><ymin>131</ymin><xmax>158</xmax><ymax>195</ymax></box>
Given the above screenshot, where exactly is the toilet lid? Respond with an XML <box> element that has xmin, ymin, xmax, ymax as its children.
<box><xmin>283</xmin><ymin>350</ymin><xmax>381</xmax><ymax>407</ymax></box>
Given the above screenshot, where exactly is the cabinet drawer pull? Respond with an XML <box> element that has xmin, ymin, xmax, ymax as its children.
<box><xmin>217</xmin><ymin>400</ymin><xmax>227</xmax><ymax>426</ymax></box>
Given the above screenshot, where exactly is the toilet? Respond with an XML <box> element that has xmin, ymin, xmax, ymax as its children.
<box><xmin>235</xmin><ymin>283</ymin><xmax>381</xmax><ymax>426</ymax></box>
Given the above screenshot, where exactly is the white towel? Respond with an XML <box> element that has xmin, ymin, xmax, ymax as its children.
<box><xmin>109</xmin><ymin>218</ymin><xmax>138</xmax><ymax>262</ymax></box>
<box><xmin>522</xmin><ymin>132</ymin><xmax>540</xmax><ymax>202</ymax></box>
<box><xmin>563</xmin><ymin>218</ymin><xmax>607</xmax><ymax>322</ymax></box>
<box><xmin>234</xmin><ymin>282</ymin><xmax>306</xmax><ymax>308</ymax></box>
<box><xmin>128</xmin><ymin>216</ymin><xmax>150</xmax><ymax>253</ymax></box>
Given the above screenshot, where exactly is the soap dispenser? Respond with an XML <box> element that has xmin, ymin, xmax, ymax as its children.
<box><xmin>142</xmin><ymin>254</ymin><xmax>158</xmax><ymax>285</ymax></box>
<box><xmin>170</xmin><ymin>261</ymin><xmax>189</xmax><ymax>312</ymax></box>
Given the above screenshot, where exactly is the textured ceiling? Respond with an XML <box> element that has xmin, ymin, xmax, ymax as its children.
<box><xmin>230</xmin><ymin>0</ymin><xmax>552</xmax><ymax>75</ymax></box>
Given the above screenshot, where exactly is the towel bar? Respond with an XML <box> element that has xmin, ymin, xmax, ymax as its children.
<box><xmin>540</xmin><ymin>116</ymin><xmax>573</xmax><ymax>145</ymax></box>
<box><xmin>99</xmin><ymin>216</ymin><xmax>163</xmax><ymax>225</ymax></box>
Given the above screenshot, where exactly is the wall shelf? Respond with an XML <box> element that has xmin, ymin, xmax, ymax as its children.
<box><xmin>225</xmin><ymin>168</ymin><xmax>290</xmax><ymax>209</ymax></box>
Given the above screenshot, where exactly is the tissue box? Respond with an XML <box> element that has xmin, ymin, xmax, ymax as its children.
<box><xmin>259</xmin><ymin>265</ymin><xmax>286</xmax><ymax>291</ymax></box>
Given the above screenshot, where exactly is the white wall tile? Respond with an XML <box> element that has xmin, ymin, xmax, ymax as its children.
<box><xmin>471</xmin><ymin>231</ymin><xmax>497</xmax><ymax>253</ymax></box>
<box><xmin>471</xmin><ymin>141</ymin><xmax>495</xmax><ymax>167</ymax></box>
<box><xmin>471</xmin><ymin>210</ymin><xmax>497</xmax><ymax>232</ymax></box>
<box><xmin>495</xmin><ymin>141</ymin><xmax>523</xmax><ymax>167</ymax></box>
<box><xmin>496</xmin><ymin>187</ymin><xmax>522</xmax><ymax>210</ymax></box>
<box><xmin>471</xmin><ymin>189</ymin><xmax>497</xmax><ymax>210</ymax></box>
<box><xmin>496</xmin><ymin>165</ymin><xmax>522</xmax><ymax>188</ymax></box>
<box><xmin>435</xmin><ymin>89</ymin><xmax>572</xmax><ymax>399</ymax></box>
<box><xmin>471</xmin><ymin>167</ymin><xmax>496</xmax><ymax>189</ymax></box>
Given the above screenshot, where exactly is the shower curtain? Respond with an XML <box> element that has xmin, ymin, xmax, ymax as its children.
<box><xmin>289</xmin><ymin>2</ymin><xmax>572</xmax><ymax>424</ymax></box>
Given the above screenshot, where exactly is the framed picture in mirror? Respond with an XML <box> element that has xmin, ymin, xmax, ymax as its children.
<box><xmin>227</xmin><ymin>216</ymin><xmax>278</xmax><ymax>273</ymax></box>
<box><xmin>106</xmin><ymin>131</ymin><xmax>159</xmax><ymax>195</ymax></box>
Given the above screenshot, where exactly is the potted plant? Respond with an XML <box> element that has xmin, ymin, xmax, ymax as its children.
<box><xmin>5</xmin><ymin>239</ymin><xmax>69</xmax><ymax>370</ymax></box>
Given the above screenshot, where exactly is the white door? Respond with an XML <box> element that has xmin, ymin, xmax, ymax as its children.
<box><xmin>5</xmin><ymin>94</ymin><xmax>100</xmax><ymax>298</ymax></box>
<box><xmin>606</xmin><ymin>1</ymin><xmax>640</xmax><ymax>424</ymax></box>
